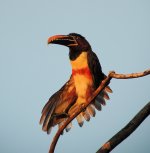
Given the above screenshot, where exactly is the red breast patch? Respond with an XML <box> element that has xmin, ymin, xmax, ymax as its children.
<box><xmin>72</xmin><ymin>67</ymin><xmax>92</xmax><ymax>80</ymax></box>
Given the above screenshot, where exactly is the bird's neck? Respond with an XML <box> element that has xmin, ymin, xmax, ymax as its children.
<box><xmin>70</xmin><ymin>52</ymin><xmax>92</xmax><ymax>79</ymax></box>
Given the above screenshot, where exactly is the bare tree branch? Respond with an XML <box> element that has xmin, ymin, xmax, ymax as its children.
<box><xmin>109</xmin><ymin>69</ymin><xmax>150</xmax><ymax>79</ymax></box>
<box><xmin>49</xmin><ymin>68</ymin><xmax>150</xmax><ymax>153</ymax></box>
<box><xmin>96</xmin><ymin>101</ymin><xmax>150</xmax><ymax>153</ymax></box>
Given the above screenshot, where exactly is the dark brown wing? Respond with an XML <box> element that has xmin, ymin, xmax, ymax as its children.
<box><xmin>87</xmin><ymin>50</ymin><xmax>105</xmax><ymax>89</ymax></box>
<box><xmin>87</xmin><ymin>51</ymin><xmax>112</xmax><ymax>111</ymax></box>
<box><xmin>40</xmin><ymin>76</ymin><xmax>77</xmax><ymax>134</ymax></box>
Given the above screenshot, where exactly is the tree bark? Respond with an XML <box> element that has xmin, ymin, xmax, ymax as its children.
<box><xmin>96</xmin><ymin>102</ymin><xmax>150</xmax><ymax>153</ymax></box>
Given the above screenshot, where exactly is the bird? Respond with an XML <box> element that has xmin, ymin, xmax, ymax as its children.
<box><xmin>39</xmin><ymin>33</ymin><xmax>112</xmax><ymax>134</ymax></box>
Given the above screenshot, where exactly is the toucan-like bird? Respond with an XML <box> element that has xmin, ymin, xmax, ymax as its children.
<box><xmin>40</xmin><ymin>33</ymin><xmax>112</xmax><ymax>134</ymax></box>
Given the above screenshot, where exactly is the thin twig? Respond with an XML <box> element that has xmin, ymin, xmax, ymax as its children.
<box><xmin>109</xmin><ymin>69</ymin><xmax>150</xmax><ymax>79</ymax></box>
<box><xmin>49</xmin><ymin>68</ymin><xmax>150</xmax><ymax>153</ymax></box>
<box><xmin>96</xmin><ymin>102</ymin><xmax>150</xmax><ymax>153</ymax></box>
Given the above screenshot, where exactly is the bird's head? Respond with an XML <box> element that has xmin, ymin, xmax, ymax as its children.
<box><xmin>47</xmin><ymin>33</ymin><xmax>91</xmax><ymax>60</ymax></box>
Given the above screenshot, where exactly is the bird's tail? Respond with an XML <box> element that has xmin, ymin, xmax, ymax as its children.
<box><xmin>75</xmin><ymin>85</ymin><xmax>112</xmax><ymax>127</ymax></box>
<box><xmin>58</xmin><ymin>86</ymin><xmax>112</xmax><ymax>131</ymax></box>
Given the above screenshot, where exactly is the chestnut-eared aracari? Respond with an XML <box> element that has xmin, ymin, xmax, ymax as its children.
<box><xmin>40</xmin><ymin>33</ymin><xmax>112</xmax><ymax>134</ymax></box>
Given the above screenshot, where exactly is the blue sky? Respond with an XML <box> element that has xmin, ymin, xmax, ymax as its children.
<box><xmin>0</xmin><ymin>0</ymin><xmax>150</xmax><ymax>153</ymax></box>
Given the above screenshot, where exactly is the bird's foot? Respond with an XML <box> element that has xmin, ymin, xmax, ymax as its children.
<box><xmin>69</xmin><ymin>103</ymin><xmax>86</xmax><ymax>114</ymax></box>
<box><xmin>80</xmin><ymin>103</ymin><xmax>86</xmax><ymax>112</ymax></box>
<box><xmin>53</xmin><ymin>112</ymin><xmax>69</xmax><ymax>119</ymax></box>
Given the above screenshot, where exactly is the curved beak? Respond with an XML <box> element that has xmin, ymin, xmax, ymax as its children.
<box><xmin>47</xmin><ymin>35</ymin><xmax>78</xmax><ymax>47</ymax></box>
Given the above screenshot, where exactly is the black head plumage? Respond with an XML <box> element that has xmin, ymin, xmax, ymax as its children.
<box><xmin>68</xmin><ymin>33</ymin><xmax>92</xmax><ymax>60</ymax></box>
<box><xmin>47</xmin><ymin>33</ymin><xmax>92</xmax><ymax>60</ymax></box>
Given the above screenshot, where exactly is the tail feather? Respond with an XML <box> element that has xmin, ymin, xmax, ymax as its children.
<box><xmin>76</xmin><ymin>114</ymin><xmax>84</xmax><ymax>127</ymax></box>
<box><xmin>82</xmin><ymin>110</ymin><xmax>90</xmax><ymax>121</ymax></box>
<box><xmin>87</xmin><ymin>104</ymin><xmax>96</xmax><ymax>117</ymax></box>
<box><xmin>58</xmin><ymin>122</ymin><xmax>64</xmax><ymax>135</ymax></box>
<box><xmin>103</xmin><ymin>91</ymin><xmax>110</xmax><ymax>100</ymax></box>
<box><xmin>66</xmin><ymin>122</ymin><xmax>72</xmax><ymax>132</ymax></box>
<box><xmin>105</xmin><ymin>86</ymin><xmax>113</xmax><ymax>93</ymax></box>
<box><xmin>96</xmin><ymin>95</ymin><xmax>106</xmax><ymax>106</ymax></box>
<box><xmin>93</xmin><ymin>100</ymin><xmax>102</xmax><ymax>111</ymax></box>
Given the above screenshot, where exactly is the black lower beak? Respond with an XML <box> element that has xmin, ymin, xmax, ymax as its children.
<box><xmin>47</xmin><ymin>35</ymin><xmax>78</xmax><ymax>47</ymax></box>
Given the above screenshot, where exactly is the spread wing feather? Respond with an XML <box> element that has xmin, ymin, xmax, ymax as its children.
<box><xmin>40</xmin><ymin>76</ymin><xmax>77</xmax><ymax>134</ymax></box>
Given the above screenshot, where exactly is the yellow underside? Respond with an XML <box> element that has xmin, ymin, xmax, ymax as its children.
<box><xmin>70</xmin><ymin>52</ymin><xmax>93</xmax><ymax>104</ymax></box>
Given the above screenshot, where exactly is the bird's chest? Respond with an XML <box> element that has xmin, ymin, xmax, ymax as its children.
<box><xmin>73</xmin><ymin>73</ymin><xmax>93</xmax><ymax>99</ymax></box>
<box><xmin>70</xmin><ymin>52</ymin><xmax>94</xmax><ymax>98</ymax></box>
